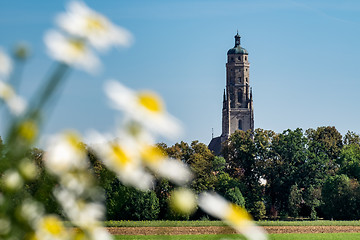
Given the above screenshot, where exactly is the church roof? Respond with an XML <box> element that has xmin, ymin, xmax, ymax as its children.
<box><xmin>227</xmin><ymin>46</ymin><xmax>248</xmax><ymax>55</ymax></box>
<box><xmin>208</xmin><ymin>136</ymin><xmax>222</xmax><ymax>156</ymax></box>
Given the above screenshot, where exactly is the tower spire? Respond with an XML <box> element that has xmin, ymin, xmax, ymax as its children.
<box><xmin>234</xmin><ymin>31</ymin><xmax>241</xmax><ymax>47</ymax></box>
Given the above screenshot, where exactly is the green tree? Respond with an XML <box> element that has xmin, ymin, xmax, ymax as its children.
<box><xmin>224</xmin><ymin>187</ymin><xmax>245</xmax><ymax>208</ymax></box>
<box><xmin>265</xmin><ymin>128</ymin><xmax>308</xmax><ymax>216</ymax></box>
<box><xmin>212</xmin><ymin>156</ymin><xmax>226</xmax><ymax>173</ymax></box>
<box><xmin>303</xmin><ymin>185</ymin><xmax>321</xmax><ymax>220</ymax></box>
<box><xmin>251</xmin><ymin>201</ymin><xmax>266</xmax><ymax>220</ymax></box>
<box><xmin>344</xmin><ymin>131</ymin><xmax>360</xmax><ymax>146</ymax></box>
<box><xmin>164</xmin><ymin>141</ymin><xmax>216</xmax><ymax>193</ymax></box>
<box><xmin>106</xmin><ymin>183</ymin><xmax>160</xmax><ymax>220</ymax></box>
<box><xmin>306</xmin><ymin>126</ymin><xmax>343</xmax><ymax>175</ymax></box>
<box><xmin>222</xmin><ymin>130</ymin><xmax>263</xmax><ymax>212</ymax></box>
<box><xmin>321</xmin><ymin>175</ymin><xmax>360</xmax><ymax>220</ymax></box>
<box><xmin>338</xmin><ymin>144</ymin><xmax>360</xmax><ymax>180</ymax></box>
<box><xmin>288</xmin><ymin>184</ymin><xmax>302</xmax><ymax>218</ymax></box>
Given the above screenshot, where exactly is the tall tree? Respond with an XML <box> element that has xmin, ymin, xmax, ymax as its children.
<box><xmin>338</xmin><ymin>144</ymin><xmax>360</xmax><ymax>180</ymax></box>
<box><xmin>322</xmin><ymin>175</ymin><xmax>360</xmax><ymax>220</ymax></box>
<box><xmin>265</xmin><ymin>128</ymin><xmax>308</xmax><ymax>216</ymax></box>
<box><xmin>222</xmin><ymin>130</ymin><xmax>263</xmax><ymax>213</ymax></box>
<box><xmin>306</xmin><ymin>126</ymin><xmax>343</xmax><ymax>175</ymax></box>
<box><xmin>344</xmin><ymin>131</ymin><xmax>360</xmax><ymax>146</ymax></box>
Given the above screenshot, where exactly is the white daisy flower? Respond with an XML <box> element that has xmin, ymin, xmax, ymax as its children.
<box><xmin>55</xmin><ymin>188</ymin><xmax>103</xmax><ymax>229</ymax></box>
<box><xmin>198</xmin><ymin>192</ymin><xmax>268</xmax><ymax>240</ymax></box>
<box><xmin>0</xmin><ymin>48</ymin><xmax>12</xmax><ymax>78</ymax></box>
<box><xmin>56</xmin><ymin>1</ymin><xmax>133</xmax><ymax>51</ymax></box>
<box><xmin>105</xmin><ymin>80</ymin><xmax>182</xmax><ymax>139</ymax></box>
<box><xmin>0</xmin><ymin>81</ymin><xmax>27</xmax><ymax>115</ymax></box>
<box><xmin>44</xmin><ymin>131</ymin><xmax>88</xmax><ymax>176</ymax></box>
<box><xmin>89</xmin><ymin>131</ymin><xmax>154</xmax><ymax>190</ymax></box>
<box><xmin>35</xmin><ymin>215</ymin><xmax>68</xmax><ymax>240</ymax></box>
<box><xmin>44</xmin><ymin>30</ymin><xmax>100</xmax><ymax>73</ymax></box>
<box><xmin>140</xmin><ymin>144</ymin><xmax>193</xmax><ymax>185</ymax></box>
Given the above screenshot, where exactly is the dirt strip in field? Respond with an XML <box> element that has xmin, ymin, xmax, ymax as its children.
<box><xmin>107</xmin><ymin>226</ymin><xmax>360</xmax><ymax>235</ymax></box>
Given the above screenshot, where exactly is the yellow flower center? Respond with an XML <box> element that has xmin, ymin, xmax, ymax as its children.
<box><xmin>41</xmin><ymin>216</ymin><xmax>64</xmax><ymax>236</ymax></box>
<box><xmin>86</xmin><ymin>17</ymin><xmax>106</xmax><ymax>32</ymax></box>
<box><xmin>137</xmin><ymin>92</ymin><xmax>164</xmax><ymax>113</ymax></box>
<box><xmin>141</xmin><ymin>145</ymin><xmax>164</xmax><ymax>166</ymax></box>
<box><xmin>225</xmin><ymin>204</ymin><xmax>252</xmax><ymax>227</ymax></box>
<box><xmin>73</xmin><ymin>230</ymin><xmax>86</xmax><ymax>240</ymax></box>
<box><xmin>19</xmin><ymin>120</ymin><xmax>38</xmax><ymax>143</ymax></box>
<box><xmin>69</xmin><ymin>39</ymin><xmax>86</xmax><ymax>56</ymax></box>
<box><xmin>26</xmin><ymin>232</ymin><xmax>38</xmax><ymax>240</ymax></box>
<box><xmin>111</xmin><ymin>144</ymin><xmax>131</xmax><ymax>168</ymax></box>
<box><xmin>65</xmin><ymin>131</ymin><xmax>84</xmax><ymax>154</ymax></box>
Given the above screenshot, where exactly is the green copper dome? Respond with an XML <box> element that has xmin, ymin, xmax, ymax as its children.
<box><xmin>227</xmin><ymin>46</ymin><xmax>248</xmax><ymax>55</ymax></box>
<box><xmin>227</xmin><ymin>32</ymin><xmax>248</xmax><ymax>55</ymax></box>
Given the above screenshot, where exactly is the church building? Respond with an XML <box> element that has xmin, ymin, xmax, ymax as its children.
<box><xmin>208</xmin><ymin>32</ymin><xmax>254</xmax><ymax>154</ymax></box>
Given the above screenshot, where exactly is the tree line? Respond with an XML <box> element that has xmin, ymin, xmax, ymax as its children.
<box><xmin>3</xmin><ymin>125</ymin><xmax>360</xmax><ymax>220</ymax></box>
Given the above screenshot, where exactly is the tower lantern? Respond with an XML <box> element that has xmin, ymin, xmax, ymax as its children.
<box><xmin>234</xmin><ymin>32</ymin><xmax>241</xmax><ymax>47</ymax></box>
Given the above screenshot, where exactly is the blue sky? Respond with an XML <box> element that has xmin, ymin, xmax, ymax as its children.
<box><xmin>1</xmin><ymin>0</ymin><xmax>360</xmax><ymax>146</ymax></box>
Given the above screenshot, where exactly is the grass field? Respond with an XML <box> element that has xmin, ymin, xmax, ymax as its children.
<box><xmin>105</xmin><ymin>220</ymin><xmax>360</xmax><ymax>227</ymax></box>
<box><xmin>113</xmin><ymin>233</ymin><xmax>360</xmax><ymax>240</ymax></box>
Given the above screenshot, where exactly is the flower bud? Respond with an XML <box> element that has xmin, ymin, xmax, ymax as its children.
<box><xmin>2</xmin><ymin>170</ymin><xmax>23</xmax><ymax>191</ymax></box>
<box><xmin>169</xmin><ymin>188</ymin><xmax>197</xmax><ymax>215</ymax></box>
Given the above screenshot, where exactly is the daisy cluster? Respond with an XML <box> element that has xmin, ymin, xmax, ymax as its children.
<box><xmin>0</xmin><ymin>1</ymin><xmax>267</xmax><ymax>240</ymax></box>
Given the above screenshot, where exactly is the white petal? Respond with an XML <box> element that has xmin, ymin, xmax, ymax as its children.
<box><xmin>198</xmin><ymin>192</ymin><xmax>229</xmax><ymax>220</ymax></box>
<box><xmin>56</xmin><ymin>1</ymin><xmax>133</xmax><ymax>51</ymax></box>
<box><xmin>0</xmin><ymin>48</ymin><xmax>12</xmax><ymax>78</ymax></box>
<box><xmin>7</xmin><ymin>95</ymin><xmax>27</xmax><ymax>115</ymax></box>
<box><xmin>105</xmin><ymin>80</ymin><xmax>182</xmax><ymax>139</ymax></box>
<box><xmin>44</xmin><ymin>30</ymin><xmax>100</xmax><ymax>74</ymax></box>
<box><xmin>157</xmin><ymin>158</ymin><xmax>193</xmax><ymax>185</ymax></box>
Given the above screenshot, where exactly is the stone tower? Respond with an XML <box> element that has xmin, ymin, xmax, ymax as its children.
<box><xmin>221</xmin><ymin>32</ymin><xmax>254</xmax><ymax>142</ymax></box>
<box><xmin>209</xmin><ymin>33</ymin><xmax>254</xmax><ymax>154</ymax></box>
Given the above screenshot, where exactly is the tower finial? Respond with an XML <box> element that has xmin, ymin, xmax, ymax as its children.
<box><xmin>234</xmin><ymin>31</ymin><xmax>241</xmax><ymax>47</ymax></box>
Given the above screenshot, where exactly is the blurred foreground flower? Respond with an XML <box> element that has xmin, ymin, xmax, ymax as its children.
<box><xmin>170</xmin><ymin>188</ymin><xmax>197</xmax><ymax>215</ymax></box>
<box><xmin>198</xmin><ymin>192</ymin><xmax>267</xmax><ymax>240</ymax></box>
<box><xmin>140</xmin><ymin>144</ymin><xmax>193</xmax><ymax>185</ymax></box>
<box><xmin>56</xmin><ymin>1</ymin><xmax>133</xmax><ymax>51</ymax></box>
<box><xmin>0</xmin><ymin>48</ymin><xmax>12</xmax><ymax>78</ymax></box>
<box><xmin>44</xmin><ymin>30</ymin><xmax>100</xmax><ymax>73</ymax></box>
<box><xmin>44</xmin><ymin>131</ymin><xmax>88</xmax><ymax>176</ymax></box>
<box><xmin>105</xmin><ymin>80</ymin><xmax>181</xmax><ymax>139</ymax></box>
<box><xmin>89</xmin><ymin>131</ymin><xmax>154</xmax><ymax>190</ymax></box>
<box><xmin>0</xmin><ymin>81</ymin><xmax>27</xmax><ymax>115</ymax></box>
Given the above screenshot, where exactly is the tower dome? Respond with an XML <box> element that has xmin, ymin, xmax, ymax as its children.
<box><xmin>227</xmin><ymin>32</ymin><xmax>248</xmax><ymax>55</ymax></box>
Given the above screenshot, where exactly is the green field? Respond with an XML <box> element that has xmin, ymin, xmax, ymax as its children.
<box><xmin>105</xmin><ymin>220</ymin><xmax>360</xmax><ymax>227</ymax></box>
<box><xmin>114</xmin><ymin>233</ymin><xmax>360</xmax><ymax>240</ymax></box>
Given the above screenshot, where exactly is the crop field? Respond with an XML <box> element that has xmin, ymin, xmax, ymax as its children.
<box><xmin>108</xmin><ymin>221</ymin><xmax>360</xmax><ymax>240</ymax></box>
<box><xmin>105</xmin><ymin>220</ymin><xmax>360</xmax><ymax>227</ymax></box>
<box><xmin>114</xmin><ymin>233</ymin><xmax>360</xmax><ymax>240</ymax></box>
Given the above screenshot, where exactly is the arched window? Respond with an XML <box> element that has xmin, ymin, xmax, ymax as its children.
<box><xmin>238</xmin><ymin>120</ymin><xmax>243</xmax><ymax>130</ymax></box>
<box><xmin>245</xmin><ymin>56</ymin><xmax>247</xmax><ymax>61</ymax></box>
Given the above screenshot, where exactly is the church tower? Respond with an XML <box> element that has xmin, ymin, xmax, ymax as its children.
<box><xmin>209</xmin><ymin>32</ymin><xmax>254</xmax><ymax>154</ymax></box>
<box><xmin>221</xmin><ymin>32</ymin><xmax>254</xmax><ymax>142</ymax></box>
